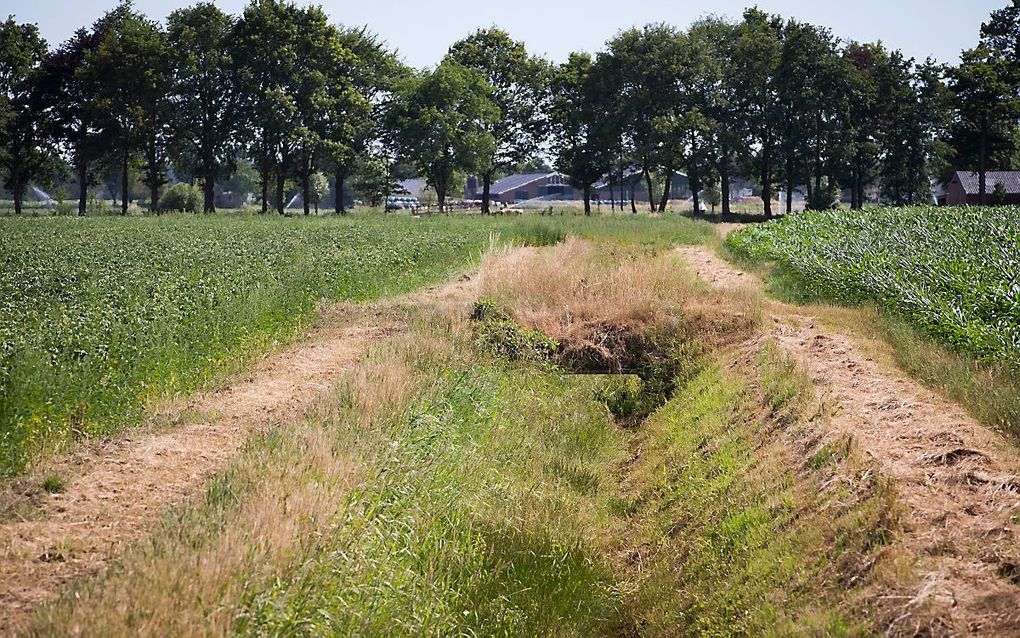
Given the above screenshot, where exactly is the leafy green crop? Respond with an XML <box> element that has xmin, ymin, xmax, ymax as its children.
<box><xmin>727</xmin><ymin>206</ymin><xmax>1020</xmax><ymax>367</ymax></box>
<box><xmin>0</xmin><ymin>215</ymin><xmax>539</xmax><ymax>475</ymax></box>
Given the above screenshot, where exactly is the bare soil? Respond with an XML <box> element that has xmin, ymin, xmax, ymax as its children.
<box><xmin>0</xmin><ymin>268</ymin><xmax>484</xmax><ymax>635</ymax></box>
<box><xmin>677</xmin><ymin>245</ymin><xmax>1020</xmax><ymax>636</ymax></box>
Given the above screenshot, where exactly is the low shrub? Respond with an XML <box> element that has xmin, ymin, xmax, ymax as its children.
<box><xmin>159</xmin><ymin>183</ymin><xmax>202</xmax><ymax>213</ymax></box>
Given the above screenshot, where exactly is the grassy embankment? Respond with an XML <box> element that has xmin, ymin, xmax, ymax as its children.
<box><xmin>0</xmin><ymin>212</ymin><xmax>713</xmax><ymax>476</ymax></box>
<box><xmin>727</xmin><ymin>206</ymin><xmax>1020</xmax><ymax>438</ymax></box>
<box><xmin>32</xmin><ymin>238</ymin><xmax>906</xmax><ymax>636</ymax></box>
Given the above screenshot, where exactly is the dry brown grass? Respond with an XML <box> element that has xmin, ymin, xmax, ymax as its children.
<box><xmin>478</xmin><ymin>238</ymin><xmax>758</xmax><ymax>373</ymax></box>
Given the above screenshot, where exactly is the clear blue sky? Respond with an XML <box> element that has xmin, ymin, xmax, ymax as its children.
<box><xmin>4</xmin><ymin>0</ymin><xmax>1005</xmax><ymax>68</ymax></box>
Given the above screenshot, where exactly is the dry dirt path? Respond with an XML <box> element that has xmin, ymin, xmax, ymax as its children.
<box><xmin>0</xmin><ymin>270</ymin><xmax>482</xmax><ymax>635</ymax></box>
<box><xmin>677</xmin><ymin>245</ymin><xmax>1020</xmax><ymax>635</ymax></box>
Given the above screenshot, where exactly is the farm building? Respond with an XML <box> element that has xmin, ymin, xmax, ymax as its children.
<box><xmin>465</xmin><ymin>171</ymin><xmax>692</xmax><ymax>204</ymax></box>
<box><xmin>465</xmin><ymin>172</ymin><xmax>577</xmax><ymax>203</ymax></box>
<box><xmin>593</xmin><ymin>170</ymin><xmax>690</xmax><ymax>203</ymax></box>
<box><xmin>945</xmin><ymin>171</ymin><xmax>1020</xmax><ymax>205</ymax></box>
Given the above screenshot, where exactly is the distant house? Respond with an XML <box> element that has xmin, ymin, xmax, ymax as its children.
<box><xmin>593</xmin><ymin>170</ymin><xmax>690</xmax><ymax>203</ymax></box>
<box><xmin>465</xmin><ymin>170</ymin><xmax>693</xmax><ymax>204</ymax></box>
<box><xmin>945</xmin><ymin>171</ymin><xmax>1020</xmax><ymax>205</ymax></box>
<box><xmin>464</xmin><ymin>172</ymin><xmax>576</xmax><ymax>203</ymax></box>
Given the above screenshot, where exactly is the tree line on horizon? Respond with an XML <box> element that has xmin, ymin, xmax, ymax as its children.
<box><xmin>2</xmin><ymin>0</ymin><xmax>1020</xmax><ymax>217</ymax></box>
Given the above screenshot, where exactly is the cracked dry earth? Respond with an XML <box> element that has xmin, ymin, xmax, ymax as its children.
<box><xmin>0</xmin><ymin>270</ymin><xmax>483</xmax><ymax>636</ymax></box>
<box><xmin>677</xmin><ymin>245</ymin><xmax>1020</xmax><ymax>636</ymax></box>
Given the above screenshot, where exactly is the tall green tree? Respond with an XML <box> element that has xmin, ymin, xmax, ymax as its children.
<box><xmin>391</xmin><ymin>61</ymin><xmax>497</xmax><ymax>213</ymax></box>
<box><xmin>291</xmin><ymin>7</ymin><xmax>351</xmax><ymax>216</ymax></box>
<box><xmin>691</xmin><ymin>17</ymin><xmax>740</xmax><ymax>217</ymax></box>
<box><xmin>548</xmin><ymin>53</ymin><xmax>614</xmax><ymax>216</ymax></box>
<box><xmin>916</xmin><ymin>59</ymin><xmax>955</xmax><ymax>191</ymax></box>
<box><xmin>330</xmin><ymin>27</ymin><xmax>402</xmax><ymax>214</ymax></box>
<box><xmin>872</xmin><ymin>50</ymin><xmax>930</xmax><ymax>205</ymax></box>
<box><xmin>233</xmin><ymin>0</ymin><xmax>300</xmax><ymax>214</ymax></box>
<box><xmin>37</xmin><ymin>12</ymin><xmax>113</xmax><ymax>215</ymax></box>
<box><xmin>606</xmin><ymin>24</ymin><xmax>688</xmax><ymax>212</ymax></box>
<box><xmin>731</xmin><ymin>8</ymin><xmax>785</xmax><ymax>217</ymax></box>
<box><xmin>949</xmin><ymin>46</ymin><xmax>1020</xmax><ymax>204</ymax></box>
<box><xmin>167</xmin><ymin>3</ymin><xmax>239</xmax><ymax>213</ymax></box>
<box><xmin>776</xmin><ymin>20</ymin><xmax>844</xmax><ymax>212</ymax></box>
<box><xmin>0</xmin><ymin>17</ymin><xmax>55</xmax><ymax>215</ymax></box>
<box><xmin>674</xmin><ymin>26</ymin><xmax>723</xmax><ymax>214</ymax></box>
<box><xmin>840</xmin><ymin>42</ymin><xmax>889</xmax><ymax>209</ymax></box>
<box><xmin>81</xmin><ymin>2</ymin><xmax>170</xmax><ymax>214</ymax></box>
<box><xmin>446</xmin><ymin>28</ymin><xmax>549</xmax><ymax>213</ymax></box>
<box><xmin>981</xmin><ymin>1</ymin><xmax>1020</xmax><ymax>69</ymax></box>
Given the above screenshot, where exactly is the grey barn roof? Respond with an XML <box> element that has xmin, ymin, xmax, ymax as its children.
<box><xmin>397</xmin><ymin>179</ymin><xmax>428</xmax><ymax>195</ymax></box>
<box><xmin>954</xmin><ymin>171</ymin><xmax>1020</xmax><ymax>194</ymax></box>
<box><xmin>489</xmin><ymin>172</ymin><xmax>560</xmax><ymax>195</ymax></box>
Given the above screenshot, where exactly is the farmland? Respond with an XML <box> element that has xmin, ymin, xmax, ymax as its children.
<box><xmin>0</xmin><ymin>213</ymin><xmax>713</xmax><ymax>476</ymax></box>
<box><xmin>727</xmin><ymin>206</ymin><xmax>1020</xmax><ymax>368</ymax></box>
<box><xmin>3</xmin><ymin>211</ymin><xmax>1020</xmax><ymax>636</ymax></box>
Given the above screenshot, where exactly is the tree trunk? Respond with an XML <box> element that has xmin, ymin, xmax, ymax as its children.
<box><xmin>200</xmin><ymin>148</ymin><xmax>216</xmax><ymax>213</ymax></box>
<box><xmin>260</xmin><ymin>170</ymin><xmax>269</xmax><ymax>215</ymax></box>
<box><xmin>150</xmin><ymin>180</ymin><xmax>160</xmax><ymax>215</ymax></box>
<box><xmin>12</xmin><ymin>182</ymin><xmax>23</xmax><ymax>216</ymax></box>
<box><xmin>78</xmin><ymin>158</ymin><xmax>88</xmax><ymax>216</ymax></box>
<box><xmin>436</xmin><ymin>173</ymin><xmax>447</xmax><ymax>213</ymax></box>
<box><xmin>121</xmin><ymin>148</ymin><xmax>129</xmax><ymax>216</ymax></box>
<box><xmin>658</xmin><ymin>168</ymin><xmax>672</xmax><ymax>212</ymax></box>
<box><xmin>689</xmin><ymin>169</ymin><xmax>700</xmax><ymax>217</ymax></box>
<box><xmin>335</xmin><ymin>166</ymin><xmax>347</xmax><ymax>215</ymax></box>
<box><xmin>720</xmin><ymin>145</ymin><xmax>731</xmax><ymax>217</ymax></box>
<box><xmin>276</xmin><ymin>166</ymin><xmax>286</xmax><ymax>215</ymax></box>
<box><xmin>814</xmin><ymin>109</ymin><xmax>823</xmax><ymax>198</ymax></box>
<box><xmin>302</xmin><ymin>160</ymin><xmax>311</xmax><ymax>216</ymax></box>
<box><xmin>482</xmin><ymin>173</ymin><xmax>492</xmax><ymax>214</ymax></box>
<box><xmin>630</xmin><ymin>180</ymin><xmax>638</xmax><ymax>214</ymax></box>
<box><xmin>785</xmin><ymin>157</ymin><xmax>793</xmax><ymax>214</ymax></box>
<box><xmin>608</xmin><ymin>179</ymin><xmax>616</xmax><ymax>212</ymax></box>
<box><xmin>203</xmin><ymin>178</ymin><xmax>215</xmax><ymax>213</ymax></box>
<box><xmin>858</xmin><ymin>165</ymin><xmax>865</xmax><ymax>209</ymax></box>
<box><xmin>643</xmin><ymin>164</ymin><xmax>655</xmax><ymax>212</ymax></box>
<box><xmin>804</xmin><ymin>158</ymin><xmax>813</xmax><ymax>208</ymax></box>
<box><xmin>583</xmin><ymin>183</ymin><xmax>592</xmax><ymax>216</ymax></box>
<box><xmin>761</xmin><ymin>150</ymin><xmax>773</xmax><ymax>218</ymax></box>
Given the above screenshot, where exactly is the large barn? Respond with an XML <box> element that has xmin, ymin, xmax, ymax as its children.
<box><xmin>465</xmin><ymin>171</ymin><xmax>692</xmax><ymax>204</ymax></box>
<box><xmin>945</xmin><ymin>171</ymin><xmax>1020</xmax><ymax>205</ymax></box>
<box><xmin>465</xmin><ymin>172</ymin><xmax>577</xmax><ymax>203</ymax></box>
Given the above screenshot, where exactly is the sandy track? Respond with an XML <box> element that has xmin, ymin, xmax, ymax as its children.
<box><xmin>677</xmin><ymin>245</ymin><xmax>1020</xmax><ymax>635</ymax></box>
<box><xmin>0</xmin><ymin>267</ymin><xmax>485</xmax><ymax>635</ymax></box>
<box><xmin>0</xmin><ymin>324</ymin><xmax>397</xmax><ymax>634</ymax></box>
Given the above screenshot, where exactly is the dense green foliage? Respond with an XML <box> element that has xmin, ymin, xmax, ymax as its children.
<box><xmin>727</xmin><ymin>206</ymin><xmax>1020</xmax><ymax>366</ymax></box>
<box><xmin>158</xmin><ymin>183</ymin><xmax>202</xmax><ymax>212</ymax></box>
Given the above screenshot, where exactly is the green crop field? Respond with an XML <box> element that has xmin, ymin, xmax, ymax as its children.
<box><xmin>726</xmin><ymin>206</ymin><xmax>1020</xmax><ymax>367</ymax></box>
<box><xmin>0</xmin><ymin>213</ymin><xmax>712</xmax><ymax>476</ymax></box>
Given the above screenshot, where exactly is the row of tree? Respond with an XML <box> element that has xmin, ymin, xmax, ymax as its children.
<box><xmin>0</xmin><ymin>1</ymin><xmax>403</xmax><ymax>216</ymax></box>
<box><xmin>2</xmin><ymin>1</ymin><xmax>1020</xmax><ymax>217</ymax></box>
